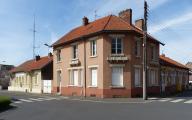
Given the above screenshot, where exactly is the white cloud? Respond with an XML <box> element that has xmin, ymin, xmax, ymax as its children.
<box><xmin>149</xmin><ymin>11</ymin><xmax>192</xmax><ymax>34</ymax></box>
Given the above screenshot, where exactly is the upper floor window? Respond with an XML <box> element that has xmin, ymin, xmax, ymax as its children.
<box><xmin>135</xmin><ymin>38</ymin><xmax>141</xmax><ymax>57</ymax></box>
<box><xmin>90</xmin><ymin>40</ymin><xmax>97</xmax><ymax>56</ymax></box>
<box><xmin>72</xmin><ymin>44</ymin><xmax>78</xmax><ymax>59</ymax></box>
<box><xmin>151</xmin><ymin>45</ymin><xmax>158</xmax><ymax>61</ymax></box>
<box><xmin>111</xmin><ymin>37</ymin><xmax>122</xmax><ymax>54</ymax></box>
<box><xmin>57</xmin><ymin>50</ymin><xmax>61</xmax><ymax>62</ymax></box>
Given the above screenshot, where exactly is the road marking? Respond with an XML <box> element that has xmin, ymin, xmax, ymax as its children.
<box><xmin>158</xmin><ymin>98</ymin><xmax>172</xmax><ymax>102</ymax></box>
<box><xmin>184</xmin><ymin>99</ymin><xmax>192</xmax><ymax>104</ymax></box>
<box><xmin>148</xmin><ymin>97</ymin><xmax>159</xmax><ymax>100</ymax></box>
<box><xmin>170</xmin><ymin>99</ymin><xmax>185</xmax><ymax>103</ymax></box>
<box><xmin>38</xmin><ymin>97</ymin><xmax>57</xmax><ymax>100</ymax></box>
<box><xmin>19</xmin><ymin>99</ymin><xmax>33</xmax><ymax>102</ymax></box>
<box><xmin>13</xmin><ymin>101</ymin><xmax>23</xmax><ymax>104</ymax></box>
<box><xmin>28</xmin><ymin>98</ymin><xmax>44</xmax><ymax>101</ymax></box>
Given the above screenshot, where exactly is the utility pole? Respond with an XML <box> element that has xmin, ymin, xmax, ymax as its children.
<box><xmin>143</xmin><ymin>0</ymin><xmax>148</xmax><ymax>100</ymax></box>
<box><xmin>33</xmin><ymin>15</ymin><xmax>37</xmax><ymax>59</ymax></box>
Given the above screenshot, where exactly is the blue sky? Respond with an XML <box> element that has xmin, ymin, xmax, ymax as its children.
<box><xmin>0</xmin><ymin>0</ymin><xmax>192</xmax><ymax>66</ymax></box>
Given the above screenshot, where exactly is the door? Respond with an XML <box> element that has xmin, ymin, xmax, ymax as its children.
<box><xmin>57</xmin><ymin>70</ymin><xmax>62</xmax><ymax>93</ymax></box>
<box><xmin>43</xmin><ymin>80</ymin><xmax>52</xmax><ymax>93</ymax></box>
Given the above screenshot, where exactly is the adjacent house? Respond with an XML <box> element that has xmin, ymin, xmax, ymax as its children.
<box><xmin>8</xmin><ymin>54</ymin><xmax>53</xmax><ymax>93</ymax></box>
<box><xmin>0</xmin><ymin>64</ymin><xmax>14</xmax><ymax>89</ymax></box>
<box><xmin>160</xmin><ymin>54</ymin><xmax>189</xmax><ymax>95</ymax></box>
<box><xmin>186</xmin><ymin>62</ymin><xmax>192</xmax><ymax>83</ymax></box>
<box><xmin>52</xmin><ymin>9</ymin><xmax>164</xmax><ymax>98</ymax></box>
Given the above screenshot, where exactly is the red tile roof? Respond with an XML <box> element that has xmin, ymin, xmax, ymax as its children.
<box><xmin>160</xmin><ymin>55</ymin><xmax>188</xmax><ymax>69</ymax></box>
<box><xmin>53</xmin><ymin>15</ymin><xmax>163</xmax><ymax>47</ymax></box>
<box><xmin>10</xmin><ymin>56</ymin><xmax>53</xmax><ymax>73</ymax></box>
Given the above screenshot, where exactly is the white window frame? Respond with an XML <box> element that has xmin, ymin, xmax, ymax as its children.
<box><xmin>56</xmin><ymin>49</ymin><xmax>61</xmax><ymax>62</ymax></box>
<box><xmin>90</xmin><ymin>68</ymin><xmax>98</xmax><ymax>87</ymax></box>
<box><xmin>134</xmin><ymin>66</ymin><xmax>141</xmax><ymax>87</ymax></box>
<box><xmin>111</xmin><ymin>37</ymin><xmax>123</xmax><ymax>55</ymax></box>
<box><xmin>90</xmin><ymin>40</ymin><xmax>97</xmax><ymax>57</ymax></box>
<box><xmin>111</xmin><ymin>67</ymin><xmax>124</xmax><ymax>87</ymax></box>
<box><xmin>72</xmin><ymin>44</ymin><xmax>78</xmax><ymax>59</ymax></box>
<box><xmin>69</xmin><ymin>69</ymin><xmax>79</xmax><ymax>86</ymax></box>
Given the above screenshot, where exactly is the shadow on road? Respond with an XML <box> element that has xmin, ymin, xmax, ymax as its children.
<box><xmin>0</xmin><ymin>105</ymin><xmax>17</xmax><ymax>114</ymax></box>
<box><xmin>175</xmin><ymin>90</ymin><xmax>192</xmax><ymax>98</ymax></box>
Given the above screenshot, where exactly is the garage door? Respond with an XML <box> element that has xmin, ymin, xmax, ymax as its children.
<box><xmin>43</xmin><ymin>80</ymin><xmax>52</xmax><ymax>93</ymax></box>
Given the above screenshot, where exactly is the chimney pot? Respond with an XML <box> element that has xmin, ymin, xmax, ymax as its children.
<box><xmin>35</xmin><ymin>55</ymin><xmax>40</xmax><ymax>61</ymax></box>
<box><xmin>82</xmin><ymin>16</ymin><xmax>89</xmax><ymax>26</ymax></box>
<box><xmin>135</xmin><ymin>19</ymin><xmax>144</xmax><ymax>30</ymax></box>
<box><xmin>119</xmin><ymin>9</ymin><xmax>132</xmax><ymax>24</ymax></box>
<box><xmin>48</xmin><ymin>52</ymin><xmax>53</xmax><ymax>58</ymax></box>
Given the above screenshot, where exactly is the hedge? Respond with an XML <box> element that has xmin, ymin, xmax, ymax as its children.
<box><xmin>0</xmin><ymin>96</ymin><xmax>11</xmax><ymax>110</ymax></box>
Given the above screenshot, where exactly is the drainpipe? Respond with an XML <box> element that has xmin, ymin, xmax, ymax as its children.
<box><xmin>83</xmin><ymin>38</ymin><xmax>87</xmax><ymax>98</ymax></box>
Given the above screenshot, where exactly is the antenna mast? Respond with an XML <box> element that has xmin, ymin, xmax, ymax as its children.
<box><xmin>33</xmin><ymin>15</ymin><xmax>37</xmax><ymax>59</ymax></box>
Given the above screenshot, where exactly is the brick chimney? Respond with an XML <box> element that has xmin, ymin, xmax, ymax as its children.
<box><xmin>119</xmin><ymin>9</ymin><xmax>132</xmax><ymax>24</ymax></box>
<box><xmin>135</xmin><ymin>19</ymin><xmax>144</xmax><ymax>30</ymax></box>
<box><xmin>161</xmin><ymin>54</ymin><xmax>165</xmax><ymax>57</ymax></box>
<box><xmin>82</xmin><ymin>16</ymin><xmax>89</xmax><ymax>26</ymax></box>
<box><xmin>48</xmin><ymin>52</ymin><xmax>53</xmax><ymax>58</ymax></box>
<box><xmin>35</xmin><ymin>55</ymin><xmax>40</xmax><ymax>61</ymax></box>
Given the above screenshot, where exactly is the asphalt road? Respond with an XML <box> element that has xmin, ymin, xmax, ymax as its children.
<box><xmin>0</xmin><ymin>90</ymin><xmax>192</xmax><ymax>120</ymax></box>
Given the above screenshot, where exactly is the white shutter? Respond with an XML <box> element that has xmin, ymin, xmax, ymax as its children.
<box><xmin>73</xmin><ymin>70</ymin><xmax>79</xmax><ymax>86</ymax></box>
<box><xmin>91</xmin><ymin>68</ymin><xmax>97</xmax><ymax>86</ymax></box>
<box><xmin>112</xmin><ymin>67</ymin><xmax>123</xmax><ymax>86</ymax></box>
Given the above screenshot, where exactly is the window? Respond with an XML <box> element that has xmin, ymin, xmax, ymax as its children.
<box><xmin>134</xmin><ymin>67</ymin><xmax>141</xmax><ymax>87</ymax></box>
<box><xmin>112</xmin><ymin>67</ymin><xmax>123</xmax><ymax>87</ymax></box>
<box><xmin>135</xmin><ymin>38</ymin><xmax>141</xmax><ymax>57</ymax></box>
<box><xmin>149</xmin><ymin>69</ymin><xmax>158</xmax><ymax>86</ymax></box>
<box><xmin>79</xmin><ymin>70</ymin><xmax>83</xmax><ymax>86</ymax></box>
<box><xmin>172</xmin><ymin>71</ymin><xmax>176</xmax><ymax>85</ymax></box>
<box><xmin>111</xmin><ymin>37</ymin><xmax>122</xmax><ymax>54</ymax></box>
<box><xmin>90</xmin><ymin>40</ymin><xmax>97</xmax><ymax>56</ymax></box>
<box><xmin>90</xmin><ymin>68</ymin><xmax>98</xmax><ymax>87</ymax></box>
<box><xmin>57</xmin><ymin>50</ymin><xmax>61</xmax><ymax>62</ymax></box>
<box><xmin>70</xmin><ymin>70</ymin><xmax>78</xmax><ymax>86</ymax></box>
<box><xmin>57</xmin><ymin>70</ymin><xmax>61</xmax><ymax>86</ymax></box>
<box><xmin>151</xmin><ymin>45</ymin><xmax>157</xmax><ymax>61</ymax></box>
<box><xmin>72</xmin><ymin>45</ymin><xmax>78</xmax><ymax>59</ymax></box>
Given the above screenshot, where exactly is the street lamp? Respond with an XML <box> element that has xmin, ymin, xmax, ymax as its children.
<box><xmin>44</xmin><ymin>43</ymin><xmax>52</xmax><ymax>53</ymax></box>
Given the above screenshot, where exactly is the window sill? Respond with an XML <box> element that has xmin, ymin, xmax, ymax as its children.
<box><xmin>90</xmin><ymin>55</ymin><xmax>97</xmax><ymax>58</ymax></box>
<box><xmin>67</xmin><ymin>85</ymin><xmax>82</xmax><ymax>87</ymax></box>
<box><xmin>71</xmin><ymin>58</ymin><xmax>79</xmax><ymax>61</ymax></box>
<box><xmin>88</xmin><ymin>86</ymin><xmax>98</xmax><ymax>88</ymax></box>
<box><xmin>57</xmin><ymin>61</ymin><xmax>62</xmax><ymax>64</ymax></box>
<box><xmin>134</xmin><ymin>86</ymin><xmax>142</xmax><ymax>88</ymax></box>
<box><xmin>110</xmin><ymin>86</ymin><xmax>125</xmax><ymax>89</ymax></box>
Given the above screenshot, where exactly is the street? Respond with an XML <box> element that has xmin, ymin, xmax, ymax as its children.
<box><xmin>0</xmin><ymin>91</ymin><xmax>192</xmax><ymax>120</ymax></box>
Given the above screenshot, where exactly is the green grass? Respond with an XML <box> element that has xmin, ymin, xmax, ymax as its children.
<box><xmin>0</xmin><ymin>96</ymin><xmax>11</xmax><ymax>110</ymax></box>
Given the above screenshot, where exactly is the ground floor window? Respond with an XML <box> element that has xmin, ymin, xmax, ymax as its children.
<box><xmin>69</xmin><ymin>70</ymin><xmax>79</xmax><ymax>86</ymax></box>
<box><xmin>134</xmin><ymin>67</ymin><xmax>141</xmax><ymax>87</ymax></box>
<box><xmin>148</xmin><ymin>69</ymin><xmax>158</xmax><ymax>86</ymax></box>
<box><xmin>90</xmin><ymin>68</ymin><xmax>98</xmax><ymax>87</ymax></box>
<box><xmin>112</xmin><ymin>67</ymin><xmax>123</xmax><ymax>87</ymax></box>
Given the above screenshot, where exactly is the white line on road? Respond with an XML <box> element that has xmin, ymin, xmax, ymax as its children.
<box><xmin>170</xmin><ymin>99</ymin><xmax>185</xmax><ymax>103</ymax></box>
<box><xmin>28</xmin><ymin>98</ymin><xmax>44</xmax><ymax>101</ymax></box>
<box><xmin>184</xmin><ymin>99</ymin><xmax>192</xmax><ymax>104</ymax></box>
<box><xmin>19</xmin><ymin>99</ymin><xmax>33</xmax><ymax>102</ymax></box>
<box><xmin>13</xmin><ymin>101</ymin><xmax>23</xmax><ymax>104</ymax></box>
<box><xmin>158</xmin><ymin>98</ymin><xmax>172</xmax><ymax>102</ymax></box>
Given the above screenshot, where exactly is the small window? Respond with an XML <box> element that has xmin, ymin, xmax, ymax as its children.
<box><xmin>91</xmin><ymin>68</ymin><xmax>98</xmax><ymax>87</ymax></box>
<box><xmin>90</xmin><ymin>40</ymin><xmax>97</xmax><ymax>56</ymax></box>
<box><xmin>134</xmin><ymin>67</ymin><xmax>141</xmax><ymax>87</ymax></box>
<box><xmin>57</xmin><ymin>50</ymin><xmax>61</xmax><ymax>62</ymax></box>
<box><xmin>112</xmin><ymin>67</ymin><xmax>123</xmax><ymax>86</ymax></box>
<box><xmin>111</xmin><ymin>37</ymin><xmax>122</xmax><ymax>54</ymax></box>
<box><xmin>72</xmin><ymin>45</ymin><xmax>78</xmax><ymax>59</ymax></box>
<box><xmin>135</xmin><ymin>39</ymin><xmax>141</xmax><ymax>57</ymax></box>
<box><xmin>149</xmin><ymin>69</ymin><xmax>158</xmax><ymax>86</ymax></box>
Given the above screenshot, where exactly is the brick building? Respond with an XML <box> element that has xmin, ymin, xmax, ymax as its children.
<box><xmin>52</xmin><ymin>9</ymin><xmax>164</xmax><ymax>98</ymax></box>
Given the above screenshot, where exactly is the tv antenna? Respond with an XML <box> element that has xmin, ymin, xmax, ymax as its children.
<box><xmin>32</xmin><ymin>14</ymin><xmax>37</xmax><ymax>59</ymax></box>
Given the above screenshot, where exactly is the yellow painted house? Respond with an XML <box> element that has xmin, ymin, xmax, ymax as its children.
<box><xmin>8</xmin><ymin>54</ymin><xmax>53</xmax><ymax>93</ymax></box>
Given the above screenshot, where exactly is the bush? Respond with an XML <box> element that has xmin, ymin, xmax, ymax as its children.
<box><xmin>0</xmin><ymin>96</ymin><xmax>11</xmax><ymax>110</ymax></box>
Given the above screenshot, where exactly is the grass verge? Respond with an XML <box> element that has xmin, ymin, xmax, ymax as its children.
<box><xmin>0</xmin><ymin>96</ymin><xmax>11</xmax><ymax>110</ymax></box>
